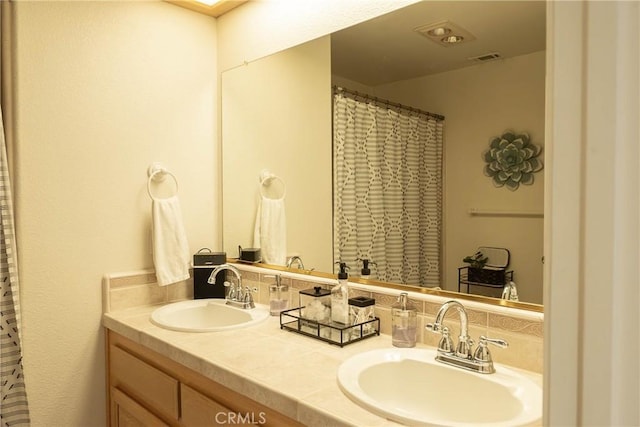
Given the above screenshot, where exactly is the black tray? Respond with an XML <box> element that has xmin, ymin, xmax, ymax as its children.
<box><xmin>279</xmin><ymin>307</ymin><xmax>380</xmax><ymax>347</ymax></box>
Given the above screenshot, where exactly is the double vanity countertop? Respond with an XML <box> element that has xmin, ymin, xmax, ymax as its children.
<box><xmin>103</xmin><ymin>303</ymin><xmax>541</xmax><ymax>426</ymax></box>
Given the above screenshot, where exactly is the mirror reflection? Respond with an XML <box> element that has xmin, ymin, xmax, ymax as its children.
<box><xmin>332</xmin><ymin>86</ymin><xmax>445</xmax><ymax>288</ymax></box>
<box><xmin>222</xmin><ymin>1</ymin><xmax>545</xmax><ymax>306</ymax></box>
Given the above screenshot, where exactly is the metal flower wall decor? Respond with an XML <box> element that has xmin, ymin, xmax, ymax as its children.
<box><xmin>483</xmin><ymin>131</ymin><xmax>543</xmax><ymax>191</ymax></box>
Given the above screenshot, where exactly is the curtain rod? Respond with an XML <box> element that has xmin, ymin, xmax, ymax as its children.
<box><xmin>333</xmin><ymin>85</ymin><xmax>445</xmax><ymax>121</ymax></box>
<box><xmin>468</xmin><ymin>208</ymin><xmax>544</xmax><ymax>218</ymax></box>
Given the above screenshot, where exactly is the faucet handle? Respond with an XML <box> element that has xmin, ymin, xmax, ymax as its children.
<box><xmin>243</xmin><ymin>286</ymin><xmax>256</xmax><ymax>308</ymax></box>
<box><xmin>425</xmin><ymin>322</ymin><xmax>441</xmax><ymax>333</ymax></box>
<box><xmin>437</xmin><ymin>326</ymin><xmax>454</xmax><ymax>353</ymax></box>
<box><xmin>243</xmin><ymin>286</ymin><xmax>254</xmax><ymax>303</ymax></box>
<box><xmin>224</xmin><ymin>281</ymin><xmax>236</xmax><ymax>300</ymax></box>
<box><xmin>480</xmin><ymin>336</ymin><xmax>508</xmax><ymax>348</ymax></box>
<box><xmin>236</xmin><ymin>285</ymin><xmax>244</xmax><ymax>301</ymax></box>
<box><xmin>473</xmin><ymin>336</ymin><xmax>509</xmax><ymax>363</ymax></box>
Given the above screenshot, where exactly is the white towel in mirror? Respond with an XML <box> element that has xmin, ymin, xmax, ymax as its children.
<box><xmin>253</xmin><ymin>197</ymin><xmax>286</xmax><ymax>265</ymax></box>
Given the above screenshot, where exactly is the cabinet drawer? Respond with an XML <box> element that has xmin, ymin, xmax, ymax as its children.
<box><xmin>110</xmin><ymin>345</ymin><xmax>179</xmax><ymax>421</ymax></box>
<box><xmin>181</xmin><ymin>384</ymin><xmax>257</xmax><ymax>427</ymax></box>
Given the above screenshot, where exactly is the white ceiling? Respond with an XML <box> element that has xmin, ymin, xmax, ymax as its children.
<box><xmin>331</xmin><ymin>1</ymin><xmax>546</xmax><ymax>86</ymax></box>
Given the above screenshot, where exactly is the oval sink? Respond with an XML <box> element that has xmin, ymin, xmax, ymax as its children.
<box><xmin>338</xmin><ymin>348</ymin><xmax>542</xmax><ymax>427</ymax></box>
<box><xmin>151</xmin><ymin>299</ymin><xmax>270</xmax><ymax>332</ymax></box>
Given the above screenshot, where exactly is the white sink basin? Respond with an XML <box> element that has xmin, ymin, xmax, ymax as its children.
<box><xmin>150</xmin><ymin>299</ymin><xmax>270</xmax><ymax>332</ymax></box>
<box><xmin>338</xmin><ymin>348</ymin><xmax>542</xmax><ymax>427</ymax></box>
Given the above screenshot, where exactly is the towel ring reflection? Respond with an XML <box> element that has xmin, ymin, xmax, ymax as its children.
<box><xmin>147</xmin><ymin>163</ymin><xmax>179</xmax><ymax>201</ymax></box>
<box><xmin>259</xmin><ymin>169</ymin><xmax>286</xmax><ymax>200</ymax></box>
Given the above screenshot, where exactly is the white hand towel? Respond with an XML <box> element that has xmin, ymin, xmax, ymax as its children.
<box><xmin>253</xmin><ymin>197</ymin><xmax>286</xmax><ymax>265</ymax></box>
<box><xmin>152</xmin><ymin>195</ymin><xmax>190</xmax><ymax>286</ymax></box>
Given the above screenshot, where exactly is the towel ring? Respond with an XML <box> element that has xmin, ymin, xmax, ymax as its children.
<box><xmin>147</xmin><ymin>164</ymin><xmax>179</xmax><ymax>201</ymax></box>
<box><xmin>259</xmin><ymin>169</ymin><xmax>286</xmax><ymax>200</ymax></box>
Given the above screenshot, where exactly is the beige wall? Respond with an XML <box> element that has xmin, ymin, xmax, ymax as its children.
<box><xmin>12</xmin><ymin>2</ymin><xmax>217</xmax><ymax>425</ymax></box>
<box><xmin>221</xmin><ymin>37</ymin><xmax>333</xmax><ymax>271</ymax></box>
<box><xmin>374</xmin><ymin>51</ymin><xmax>546</xmax><ymax>304</ymax></box>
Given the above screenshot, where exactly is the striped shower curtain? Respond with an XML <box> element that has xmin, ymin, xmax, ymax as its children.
<box><xmin>333</xmin><ymin>90</ymin><xmax>443</xmax><ymax>286</ymax></box>
<box><xmin>0</xmin><ymin>107</ymin><xmax>30</xmax><ymax>425</ymax></box>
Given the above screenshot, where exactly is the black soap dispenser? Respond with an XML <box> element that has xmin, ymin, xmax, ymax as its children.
<box><xmin>357</xmin><ymin>258</ymin><xmax>376</xmax><ymax>280</ymax></box>
<box><xmin>331</xmin><ymin>262</ymin><xmax>350</xmax><ymax>324</ymax></box>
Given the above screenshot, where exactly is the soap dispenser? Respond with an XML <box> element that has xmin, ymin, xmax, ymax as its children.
<box><xmin>266</xmin><ymin>274</ymin><xmax>289</xmax><ymax>316</ymax></box>
<box><xmin>391</xmin><ymin>292</ymin><xmax>417</xmax><ymax>347</ymax></box>
<box><xmin>331</xmin><ymin>262</ymin><xmax>350</xmax><ymax>324</ymax></box>
<box><xmin>357</xmin><ymin>258</ymin><xmax>376</xmax><ymax>280</ymax></box>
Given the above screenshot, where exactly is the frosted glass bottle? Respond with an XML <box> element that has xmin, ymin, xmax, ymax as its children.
<box><xmin>392</xmin><ymin>292</ymin><xmax>417</xmax><ymax>347</ymax></box>
<box><xmin>267</xmin><ymin>274</ymin><xmax>289</xmax><ymax>316</ymax></box>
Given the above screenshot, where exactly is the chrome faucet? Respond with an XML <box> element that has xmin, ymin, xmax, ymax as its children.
<box><xmin>426</xmin><ymin>300</ymin><xmax>508</xmax><ymax>374</ymax></box>
<box><xmin>286</xmin><ymin>255</ymin><xmax>305</xmax><ymax>270</ymax></box>
<box><xmin>208</xmin><ymin>263</ymin><xmax>255</xmax><ymax>309</ymax></box>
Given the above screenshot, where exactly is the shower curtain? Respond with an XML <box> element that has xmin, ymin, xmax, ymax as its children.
<box><xmin>333</xmin><ymin>89</ymin><xmax>443</xmax><ymax>286</ymax></box>
<box><xmin>0</xmin><ymin>108</ymin><xmax>30</xmax><ymax>424</ymax></box>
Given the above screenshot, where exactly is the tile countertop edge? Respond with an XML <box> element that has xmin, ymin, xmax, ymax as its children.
<box><xmin>102</xmin><ymin>308</ymin><xmax>398</xmax><ymax>426</ymax></box>
<box><xmin>102</xmin><ymin>306</ymin><xmax>542</xmax><ymax>427</ymax></box>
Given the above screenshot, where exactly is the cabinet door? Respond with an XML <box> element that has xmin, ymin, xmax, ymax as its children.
<box><xmin>181</xmin><ymin>384</ymin><xmax>258</xmax><ymax>426</ymax></box>
<box><xmin>110</xmin><ymin>345</ymin><xmax>180</xmax><ymax>421</ymax></box>
<box><xmin>111</xmin><ymin>387</ymin><xmax>169</xmax><ymax>427</ymax></box>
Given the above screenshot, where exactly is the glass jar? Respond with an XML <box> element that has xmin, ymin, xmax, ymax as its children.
<box><xmin>349</xmin><ymin>296</ymin><xmax>376</xmax><ymax>336</ymax></box>
<box><xmin>391</xmin><ymin>292</ymin><xmax>417</xmax><ymax>347</ymax></box>
<box><xmin>299</xmin><ymin>286</ymin><xmax>331</xmax><ymax>323</ymax></box>
<box><xmin>266</xmin><ymin>274</ymin><xmax>289</xmax><ymax>316</ymax></box>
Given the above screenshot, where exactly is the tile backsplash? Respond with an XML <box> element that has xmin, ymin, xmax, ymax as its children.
<box><xmin>103</xmin><ymin>264</ymin><xmax>543</xmax><ymax>373</ymax></box>
<box><xmin>102</xmin><ymin>270</ymin><xmax>192</xmax><ymax>313</ymax></box>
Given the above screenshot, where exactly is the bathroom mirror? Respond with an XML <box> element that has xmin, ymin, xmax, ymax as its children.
<box><xmin>222</xmin><ymin>1</ymin><xmax>545</xmax><ymax>308</ymax></box>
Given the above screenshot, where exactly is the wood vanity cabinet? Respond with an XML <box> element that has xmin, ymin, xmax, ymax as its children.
<box><xmin>110</xmin><ymin>386</ymin><xmax>169</xmax><ymax>427</ymax></box>
<box><xmin>106</xmin><ymin>330</ymin><xmax>303</xmax><ymax>427</ymax></box>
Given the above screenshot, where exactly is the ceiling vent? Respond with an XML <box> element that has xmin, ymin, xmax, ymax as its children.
<box><xmin>414</xmin><ymin>20</ymin><xmax>476</xmax><ymax>47</ymax></box>
<box><xmin>468</xmin><ymin>52</ymin><xmax>502</xmax><ymax>62</ymax></box>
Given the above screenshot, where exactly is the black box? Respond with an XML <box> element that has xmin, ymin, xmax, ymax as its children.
<box><xmin>467</xmin><ymin>267</ymin><xmax>506</xmax><ymax>285</ymax></box>
<box><xmin>193</xmin><ymin>250</ymin><xmax>226</xmax><ymax>299</ymax></box>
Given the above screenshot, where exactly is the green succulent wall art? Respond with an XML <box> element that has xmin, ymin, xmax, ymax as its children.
<box><xmin>483</xmin><ymin>131</ymin><xmax>543</xmax><ymax>191</ymax></box>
